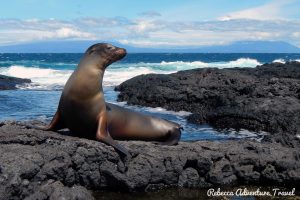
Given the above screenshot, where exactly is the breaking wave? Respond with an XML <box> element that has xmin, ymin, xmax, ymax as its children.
<box><xmin>0</xmin><ymin>58</ymin><xmax>261</xmax><ymax>89</ymax></box>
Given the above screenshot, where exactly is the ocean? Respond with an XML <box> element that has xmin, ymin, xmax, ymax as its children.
<box><xmin>1</xmin><ymin>53</ymin><xmax>300</xmax><ymax>141</ymax></box>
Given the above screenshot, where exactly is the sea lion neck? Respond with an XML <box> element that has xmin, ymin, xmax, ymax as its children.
<box><xmin>78</xmin><ymin>54</ymin><xmax>107</xmax><ymax>71</ymax></box>
<box><xmin>75</xmin><ymin>64</ymin><xmax>105</xmax><ymax>88</ymax></box>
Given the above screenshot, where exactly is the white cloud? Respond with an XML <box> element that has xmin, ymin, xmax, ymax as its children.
<box><xmin>0</xmin><ymin>16</ymin><xmax>299</xmax><ymax>47</ymax></box>
<box><xmin>75</xmin><ymin>17</ymin><xmax>131</xmax><ymax>28</ymax></box>
<box><xmin>0</xmin><ymin>18</ymin><xmax>96</xmax><ymax>44</ymax></box>
<box><xmin>127</xmin><ymin>29</ymin><xmax>283</xmax><ymax>47</ymax></box>
<box><xmin>219</xmin><ymin>0</ymin><xmax>295</xmax><ymax>21</ymax></box>
<box><xmin>292</xmin><ymin>32</ymin><xmax>300</xmax><ymax>38</ymax></box>
<box><xmin>54</xmin><ymin>27</ymin><xmax>94</xmax><ymax>39</ymax></box>
<box><xmin>0</xmin><ymin>28</ymin><xmax>95</xmax><ymax>44</ymax></box>
<box><xmin>128</xmin><ymin>19</ymin><xmax>165</xmax><ymax>33</ymax></box>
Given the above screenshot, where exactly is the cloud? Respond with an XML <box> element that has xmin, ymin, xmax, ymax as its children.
<box><xmin>0</xmin><ymin>16</ymin><xmax>300</xmax><ymax>47</ymax></box>
<box><xmin>138</xmin><ymin>11</ymin><xmax>161</xmax><ymax>18</ymax></box>
<box><xmin>54</xmin><ymin>27</ymin><xmax>94</xmax><ymax>39</ymax></box>
<box><xmin>218</xmin><ymin>0</ymin><xmax>295</xmax><ymax>21</ymax></box>
<box><xmin>292</xmin><ymin>32</ymin><xmax>300</xmax><ymax>38</ymax></box>
<box><xmin>120</xmin><ymin>18</ymin><xmax>300</xmax><ymax>47</ymax></box>
<box><xmin>128</xmin><ymin>19</ymin><xmax>166</xmax><ymax>33</ymax></box>
<box><xmin>75</xmin><ymin>17</ymin><xmax>132</xmax><ymax>28</ymax></box>
<box><xmin>127</xmin><ymin>29</ymin><xmax>283</xmax><ymax>47</ymax></box>
<box><xmin>0</xmin><ymin>18</ymin><xmax>118</xmax><ymax>44</ymax></box>
<box><xmin>0</xmin><ymin>28</ymin><xmax>95</xmax><ymax>45</ymax></box>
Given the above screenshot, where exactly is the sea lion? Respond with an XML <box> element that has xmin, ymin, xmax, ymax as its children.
<box><xmin>106</xmin><ymin>102</ymin><xmax>181</xmax><ymax>144</ymax></box>
<box><xmin>36</xmin><ymin>43</ymin><xmax>181</xmax><ymax>156</ymax></box>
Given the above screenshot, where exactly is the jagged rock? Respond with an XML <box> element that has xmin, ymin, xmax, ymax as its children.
<box><xmin>0</xmin><ymin>121</ymin><xmax>299</xmax><ymax>199</ymax></box>
<box><xmin>178</xmin><ymin>168</ymin><xmax>199</xmax><ymax>188</ymax></box>
<box><xmin>24</xmin><ymin>180</ymin><xmax>94</xmax><ymax>200</ymax></box>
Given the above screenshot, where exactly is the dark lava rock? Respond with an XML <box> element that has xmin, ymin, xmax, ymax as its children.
<box><xmin>24</xmin><ymin>180</ymin><xmax>94</xmax><ymax>200</ymax></box>
<box><xmin>0</xmin><ymin>121</ymin><xmax>299</xmax><ymax>199</ymax></box>
<box><xmin>0</xmin><ymin>75</ymin><xmax>31</xmax><ymax>90</ymax></box>
<box><xmin>116</xmin><ymin>61</ymin><xmax>300</xmax><ymax>147</ymax></box>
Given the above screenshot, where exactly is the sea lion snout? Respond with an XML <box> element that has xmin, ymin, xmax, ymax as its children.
<box><xmin>114</xmin><ymin>48</ymin><xmax>127</xmax><ymax>60</ymax></box>
<box><xmin>105</xmin><ymin>47</ymin><xmax>126</xmax><ymax>67</ymax></box>
<box><xmin>115</xmin><ymin>48</ymin><xmax>126</xmax><ymax>57</ymax></box>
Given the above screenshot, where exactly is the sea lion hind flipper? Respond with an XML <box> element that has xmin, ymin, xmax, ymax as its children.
<box><xmin>100</xmin><ymin>134</ymin><xmax>131</xmax><ymax>157</ymax></box>
<box><xmin>25</xmin><ymin>111</ymin><xmax>65</xmax><ymax>131</ymax></box>
<box><xmin>155</xmin><ymin>127</ymin><xmax>182</xmax><ymax>146</ymax></box>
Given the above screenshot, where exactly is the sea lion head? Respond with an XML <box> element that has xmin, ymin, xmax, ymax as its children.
<box><xmin>84</xmin><ymin>43</ymin><xmax>126</xmax><ymax>69</ymax></box>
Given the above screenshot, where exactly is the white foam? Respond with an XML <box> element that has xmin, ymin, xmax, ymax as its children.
<box><xmin>103</xmin><ymin>67</ymin><xmax>165</xmax><ymax>86</ymax></box>
<box><xmin>0</xmin><ymin>58</ymin><xmax>262</xmax><ymax>89</ymax></box>
<box><xmin>0</xmin><ymin>65</ymin><xmax>72</xmax><ymax>90</ymax></box>
<box><xmin>272</xmin><ymin>59</ymin><xmax>285</xmax><ymax>64</ymax></box>
<box><xmin>272</xmin><ymin>58</ymin><xmax>300</xmax><ymax>64</ymax></box>
<box><xmin>159</xmin><ymin>58</ymin><xmax>261</xmax><ymax>70</ymax></box>
<box><xmin>112</xmin><ymin>101</ymin><xmax>192</xmax><ymax>117</ymax></box>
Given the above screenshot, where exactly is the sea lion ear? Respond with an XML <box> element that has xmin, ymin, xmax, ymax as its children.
<box><xmin>86</xmin><ymin>44</ymin><xmax>98</xmax><ymax>54</ymax></box>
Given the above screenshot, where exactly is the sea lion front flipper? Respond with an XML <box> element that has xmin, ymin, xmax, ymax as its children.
<box><xmin>96</xmin><ymin>112</ymin><xmax>130</xmax><ymax>157</ymax></box>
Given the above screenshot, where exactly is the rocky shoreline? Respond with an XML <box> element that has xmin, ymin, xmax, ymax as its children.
<box><xmin>0</xmin><ymin>121</ymin><xmax>299</xmax><ymax>199</ymax></box>
<box><xmin>0</xmin><ymin>75</ymin><xmax>31</xmax><ymax>90</ymax></box>
<box><xmin>1</xmin><ymin>62</ymin><xmax>300</xmax><ymax>199</ymax></box>
<box><xmin>116</xmin><ymin>62</ymin><xmax>300</xmax><ymax>148</ymax></box>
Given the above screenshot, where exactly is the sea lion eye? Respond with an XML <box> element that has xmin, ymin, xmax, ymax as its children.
<box><xmin>107</xmin><ymin>46</ymin><xmax>114</xmax><ymax>50</ymax></box>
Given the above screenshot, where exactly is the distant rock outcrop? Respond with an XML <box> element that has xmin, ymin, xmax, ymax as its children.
<box><xmin>0</xmin><ymin>75</ymin><xmax>31</xmax><ymax>90</ymax></box>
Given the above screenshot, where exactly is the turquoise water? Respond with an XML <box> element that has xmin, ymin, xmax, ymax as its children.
<box><xmin>1</xmin><ymin>53</ymin><xmax>299</xmax><ymax>141</ymax></box>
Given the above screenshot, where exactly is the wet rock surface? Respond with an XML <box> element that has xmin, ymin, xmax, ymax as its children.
<box><xmin>116</xmin><ymin>62</ymin><xmax>300</xmax><ymax>147</ymax></box>
<box><xmin>0</xmin><ymin>121</ymin><xmax>299</xmax><ymax>199</ymax></box>
<box><xmin>0</xmin><ymin>75</ymin><xmax>31</xmax><ymax>90</ymax></box>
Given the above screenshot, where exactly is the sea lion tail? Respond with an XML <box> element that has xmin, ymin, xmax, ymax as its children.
<box><xmin>157</xmin><ymin>126</ymin><xmax>182</xmax><ymax>146</ymax></box>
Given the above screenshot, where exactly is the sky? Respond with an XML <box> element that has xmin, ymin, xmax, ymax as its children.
<box><xmin>0</xmin><ymin>0</ymin><xmax>300</xmax><ymax>47</ymax></box>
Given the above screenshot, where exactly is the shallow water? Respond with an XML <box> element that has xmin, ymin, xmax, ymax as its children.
<box><xmin>0</xmin><ymin>87</ymin><xmax>268</xmax><ymax>141</ymax></box>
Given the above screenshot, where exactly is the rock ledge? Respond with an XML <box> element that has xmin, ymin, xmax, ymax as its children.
<box><xmin>0</xmin><ymin>121</ymin><xmax>299</xmax><ymax>199</ymax></box>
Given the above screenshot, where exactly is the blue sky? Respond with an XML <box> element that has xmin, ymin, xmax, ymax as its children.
<box><xmin>0</xmin><ymin>0</ymin><xmax>272</xmax><ymax>20</ymax></box>
<box><xmin>0</xmin><ymin>0</ymin><xmax>300</xmax><ymax>47</ymax></box>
